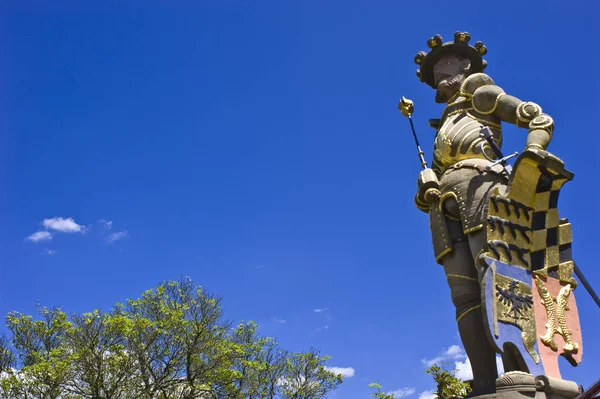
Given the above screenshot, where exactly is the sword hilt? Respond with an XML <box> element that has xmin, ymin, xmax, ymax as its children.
<box><xmin>479</xmin><ymin>126</ymin><xmax>517</xmax><ymax>175</ymax></box>
<box><xmin>485</xmin><ymin>152</ymin><xmax>518</xmax><ymax>173</ymax></box>
<box><xmin>480</xmin><ymin>126</ymin><xmax>504</xmax><ymax>160</ymax></box>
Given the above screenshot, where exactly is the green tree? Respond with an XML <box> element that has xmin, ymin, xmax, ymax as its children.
<box><xmin>121</xmin><ymin>279</ymin><xmax>224</xmax><ymax>399</ymax></box>
<box><xmin>0</xmin><ymin>335</ymin><xmax>15</xmax><ymax>374</ymax></box>
<box><xmin>0</xmin><ymin>335</ymin><xmax>18</xmax><ymax>399</ymax></box>
<box><xmin>0</xmin><ymin>278</ymin><xmax>344</xmax><ymax>399</ymax></box>
<box><xmin>64</xmin><ymin>309</ymin><xmax>135</xmax><ymax>399</ymax></box>
<box><xmin>368</xmin><ymin>382</ymin><xmax>395</xmax><ymax>399</ymax></box>
<box><xmin>5</xmin><ymin>305</ymin><xmax>73</xmax><ymax>399</ymax></box>
<box><xmin>225</xmin><ymin>321</ymin><xmax>287</xmax><ymax>399</ymax></box>
<box><xmin>279</xmin><ymin>348</ymin><xmax>343</xmax><ymax>399</ymax></box>
<box><xmin>426</xmin><ymin>362</ymin><xmax>471</xmax><ymax>399</ymax></box>
<box><xmin>367</xmin><ymin>362</ymin><xmax>471</xmax><ymax>399</ymax></box>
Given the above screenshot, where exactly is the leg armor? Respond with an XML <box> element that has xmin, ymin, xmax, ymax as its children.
<box><xmin>442</xmin><ymin>219</ymin><xmax>498</xmax><ymax>396</ymax></box>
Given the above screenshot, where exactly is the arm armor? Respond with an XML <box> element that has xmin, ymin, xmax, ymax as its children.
<box><xmin>472</xmin><ymin>84</ymin><xmax>554</xmax><ymax>150</ymax></box>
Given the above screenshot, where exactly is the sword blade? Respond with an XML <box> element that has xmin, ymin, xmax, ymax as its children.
<box><xmin>574</xmin><ymin>263</ymin><xmax>600</xmax><ymax>309</ymax></box>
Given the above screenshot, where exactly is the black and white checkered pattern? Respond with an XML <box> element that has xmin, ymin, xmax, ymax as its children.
<box><xmin>530</xmin><ymin>166</ymin><xmax>572</xmax><ymax>271</ymax></box>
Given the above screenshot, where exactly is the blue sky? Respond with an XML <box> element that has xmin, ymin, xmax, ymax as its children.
<box><xmin>1</xmin><ymin>1</ymin><xmax>599</xmax><ymax>397</ymax></box>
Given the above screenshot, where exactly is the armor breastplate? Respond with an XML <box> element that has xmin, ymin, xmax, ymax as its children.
<box><xmin>433</xmin><ymin>98</ymin><xmax>502</xmax><ymax>174</ymax></box>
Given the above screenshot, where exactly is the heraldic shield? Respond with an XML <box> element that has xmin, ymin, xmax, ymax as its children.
<box><xmin>481</xmin><ymin>149</ymin><xmax>583</xmax><ymax>378</ymax></box>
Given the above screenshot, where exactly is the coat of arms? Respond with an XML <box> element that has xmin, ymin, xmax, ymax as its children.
<box><xmin>481</xmin><ymin>150</ymin><xmax>583</xmax><ymax>377</ymax></box>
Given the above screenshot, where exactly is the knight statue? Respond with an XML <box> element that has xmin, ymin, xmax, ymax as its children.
<box><xmin>404</xmin><ymin>32</ymin><xmax>591</xmax><ymax>398</ymax></box>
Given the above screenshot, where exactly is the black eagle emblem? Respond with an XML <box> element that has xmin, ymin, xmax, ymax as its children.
<box><xmin>496</xmin><ymin>279</ymin><xmax>534</xmax><ymax>322</ymax></box>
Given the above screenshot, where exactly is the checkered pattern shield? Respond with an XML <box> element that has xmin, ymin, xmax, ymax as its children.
<box><xmin>481</xmin><ymin>150</ymin><xmax>582</xmax><ymax>377</ymax></box>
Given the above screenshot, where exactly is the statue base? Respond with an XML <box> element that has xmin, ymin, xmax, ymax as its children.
<box><xmin>473</xmin><ymin>372</ymin><xmax>580</xmax><ymax>399</ymax></box>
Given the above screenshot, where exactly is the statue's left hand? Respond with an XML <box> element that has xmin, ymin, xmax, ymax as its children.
<box><xmin>523</xmin><ymin>146</ymin><xmax>565</xmax><ymax>166</ymax></box>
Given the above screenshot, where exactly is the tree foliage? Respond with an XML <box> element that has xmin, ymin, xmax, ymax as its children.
<box><xmin>425</xmin><ymin>362</ymin><xmax>471</xmax><ymax>399</ymax></box>
<box><xmin>0</xmin><ymin>278</ymin><xmax>342</xmax><ymax>399</ymax></box>
<box><xmin>368</xmin><ymin>361</ymin><xmax>471</xmax><ymax>399</ymax></box>
<box><xmin>368</xmin><ymin>382</ymin><xmax>395</xmax><ymax>399</ymax></box>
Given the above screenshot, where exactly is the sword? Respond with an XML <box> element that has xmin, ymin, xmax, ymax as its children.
<box><xmin>479</xmin><ymin>127</ymin><xmax>600</xmax><ymax>308</ymax></box>
<box><xmin>479</xmin><ymin>126</ymin><xmax>518</xmax><ymax>174</ymax></box>
<box><xmin>574</xmin><ymin>263</ymin><xmax>600</xmax><ymax>309</ymax></box>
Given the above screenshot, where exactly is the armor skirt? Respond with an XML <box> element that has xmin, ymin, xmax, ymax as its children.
<box><xmin>430</xmin><ymin>159</ymin><xmax>509</xmax><ymax>264</ymax></box>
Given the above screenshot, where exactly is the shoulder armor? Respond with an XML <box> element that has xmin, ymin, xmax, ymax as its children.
<box><xmin>460</xmin><ymin>73</ymin><xmax>495</xmax><ymax>96</ymax></box>
<box><xmin>472</xmin><ymin>85</ymin><xmax>506</xmax><ymax>115</ymax></box>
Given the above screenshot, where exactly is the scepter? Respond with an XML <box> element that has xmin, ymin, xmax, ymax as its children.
<box><xmin>398</xmin><ymin>97</ymin><xmax>428</xmax><ymax>169</ymax></box>
<box><xmin>397</xmin><ymin>97</ymin><xmax>440</xmax><ymax>203</ymax></box>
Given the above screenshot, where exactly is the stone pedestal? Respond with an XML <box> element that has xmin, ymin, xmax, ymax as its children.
<box><xmin>473</xmin><ymin>372</ymin><xmax>580</xmax><ymax>399</ymax></box>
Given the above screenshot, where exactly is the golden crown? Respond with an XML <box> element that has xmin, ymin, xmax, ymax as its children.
<box><xmin>414</xmin><ymin>31</ymin><xmax>488</xmax><ymax>88</ymax></box>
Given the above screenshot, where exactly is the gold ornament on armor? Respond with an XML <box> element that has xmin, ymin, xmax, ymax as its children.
<box><xmin>433</xmin><ymin>113</ymin><xmax>494</xmax><ymax>169</ymax></box>
<box><xmin>516</xmin><ymin>102</ymin><xmax>542</xmax><ymax>123</ymax></box>
<box><xmin>530</xmin><ymin>115</ymin><xmax>555</xmax><ymax>134</ymax></box>
<box><xmin>534</xmin><ymin>275</ymin><xmax>579</xmax><ymax>353</ymax></box>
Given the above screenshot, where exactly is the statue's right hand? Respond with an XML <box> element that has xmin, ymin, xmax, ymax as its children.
<box><xmin>424</xmin><ymin>188</ymin><xmax>441</xmax><ymax>203</ymax></box>
<box><xmin>416</xmin><ymin>168</ymin><xmax>441</xmax><ymax>204</ymax></box>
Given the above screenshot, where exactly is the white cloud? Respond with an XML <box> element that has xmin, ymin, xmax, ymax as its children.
<box><xmin>99</xmin><ymin>219</ymin><xmax>113</xmax><ymax>229</ymax></box>
<box><xmin>272</xmin><ymin>317</ymin><xmax>287</xmax><ymax>324</ymax></box>
<box><xmin>422</xmin><ymin>356</ymin><xmax>444</xmax><ymax>367</ymax></box>
<box><xmin>107</xmin><ymin>230</ymin><xmax>128</xmax><ymax>243</ymax></box>
<box><xmin>44</xmin><ymin>249</ymin><xmax>57</xmax><ymax>256</ymax></box>
<box><xmin>454</xmin><ymin>359</ymin><xmax>472</xmax><ymax>381</ymax></box>
<box><xmin>313</xmin><ymin>307</ymin><xmax>332</xmax><ymax>333</ymax></box>
<box><xmin>453</xmin><ymin>356</ymin><xmax>505</xmax><ymax>382</ymax></box>
<box><xmin>418</xmin><ymin>390</ymin><xmax>437</xmax><ymax>399</ymax></box>
<box><xmin>422</xmin><ymin>345</ymin><xmax>467</xmax><ymax>367</ymax></box>
<box><xmin>325</xmin><ymin>367</ymin><xmax>355</xmax><ymax>378</ymax></box>
<box><xmin>314</xmin><ymin>324</ymin><xmax>330</xmax><ymax>333</ymax></box>
<box><xmin>387</xmin><ymin>387</ymin><xmax>416</xmax><ymax>398</ymax></box>
<box><xmin>43</xmin><ymin>217</ymin><xmax>84</xmax><ymax>233</ymax></box>
<box><xmin>27</xmin><ymin>231</ymin><xmax>53</xmax><ymax>242</ymax></box>
<box><xmin>445</xmin><ymin>345</ymin><xmax>464</xmax><ymax>358</ymax></box>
